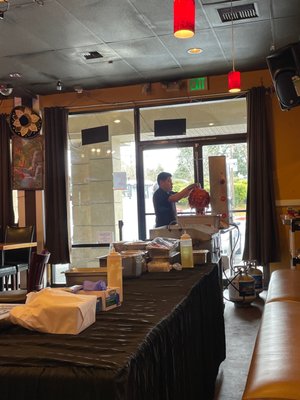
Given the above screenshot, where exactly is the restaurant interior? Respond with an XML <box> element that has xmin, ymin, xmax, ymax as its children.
<box><xmin>0</xmin><ymin>1</ymin><xmax>300</xmax><ymax>399</ymax></box>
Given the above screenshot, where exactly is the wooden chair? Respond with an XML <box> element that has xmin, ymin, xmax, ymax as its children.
<box><xmin>2</xmin><ymin>225</ymin><xmax>35</xmax><ymax>289</ymax></box>
<box><xmin>0</xmin><ymin>251</ymin><xmax>50</xmax><ymax>303</ymax></box>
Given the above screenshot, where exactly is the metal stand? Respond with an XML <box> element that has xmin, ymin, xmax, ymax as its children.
<box><xmin>282</xmin><ymin>216</ymin><xmax>300</xmax><ymax>269</ymax></box>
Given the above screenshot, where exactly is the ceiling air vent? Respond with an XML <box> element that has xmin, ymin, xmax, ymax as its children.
<box><xmin>218</xmin><ymin>3</ymin><xmax>258</xmax><ymax>22</ymax></box>
<box><xmin>83</xmin><ymin>51</ymin><xmax>103</xmax><ymax>60</ymax></box>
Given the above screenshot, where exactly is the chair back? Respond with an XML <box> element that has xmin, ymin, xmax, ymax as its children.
<box><xmin>27</xmin><ymin>251</ymin><xmax>51</xmax><ymax>293</ymax></box>
<box><xmin>4</xmin><ymin>225</ymin><xmax>35</xmax><ymax>264</ymax></box>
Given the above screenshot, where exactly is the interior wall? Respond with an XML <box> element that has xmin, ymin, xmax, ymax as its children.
<box><xmin>39</xmin><ymin>69</ymin><xmax>274</xmax><ymax>111</ymax></box>
<box><xmin>270</xmin><ymin>93</ymin><xmax>300</xmax><ymax>270</ymax></box>
<box><xmin>2</xmin><ymin>69</ymin><xmax>300</xmax><ymax>269</ymax></box>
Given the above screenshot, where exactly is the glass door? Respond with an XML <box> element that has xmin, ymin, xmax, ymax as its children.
<box><xmin>142</xmin><ymin>141</ymin><xmax>247</xmax><ymax>256</ymax></box>
<box><xmin>143</xmin><ymin>146</ymin><xmax>195</xmax><ymax>237</ymax></box>
<box><xmin>138</xmin><ymin>96</ymin><xmax>247</xmax><ymax>241</ymax></box>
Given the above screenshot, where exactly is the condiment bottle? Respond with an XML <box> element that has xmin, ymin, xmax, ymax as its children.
<box><xmin>180</xmin><ymin>231</ymin><xmax>194</xmax><ymax>268</ymax></box>
<box><xmin>107</xmin><ymin>247</ymin><xmax>123</xmax><ymax>302</ymax></box>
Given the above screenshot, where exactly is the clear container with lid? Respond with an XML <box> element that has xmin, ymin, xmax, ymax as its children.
<box><xmin>180</xmin><ymin>232</ymin><xmax>194</xmax><ymax>268</ymax></box>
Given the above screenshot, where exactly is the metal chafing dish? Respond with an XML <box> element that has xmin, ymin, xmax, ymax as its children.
<box><xmin>149</xmin><ymin>215</ymin><xmax>221</xmax><ymax>264</ymax></box>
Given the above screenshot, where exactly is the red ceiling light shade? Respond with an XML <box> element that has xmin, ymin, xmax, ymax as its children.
<box><xmin>228</xmin><ymin>70</ymin><xmax>241</xmax><ymax>93</ymax></box>
<box><xmin>174</xmin><ymin>0</ymin><xmax>195</xmax><ymax>39</ymax></box>
<box><xmin>227</xmin><ymin>1</ymin><xmax>241</xmax><ymax>93</ymax></box>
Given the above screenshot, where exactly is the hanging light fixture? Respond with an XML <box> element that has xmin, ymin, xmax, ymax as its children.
<box><xmin>228</xmin><ymin>70</ymin><xmax>241</xmax><ymax>93</ymax></box>
<box><xmin>228</xmin><ymin>1</ymin><xmax>241</xmax><ymax>93</ymax></box>
<box><xmin>174</xmin><ymin>0</ymin><xmax>195</xmax><ymax>39</ymax></box>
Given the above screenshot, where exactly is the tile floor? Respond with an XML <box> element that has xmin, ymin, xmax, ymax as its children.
<box><xmin>213</xmin><ymin>290</ymin><xmax>266</xmax><ymax>400</ymax></box>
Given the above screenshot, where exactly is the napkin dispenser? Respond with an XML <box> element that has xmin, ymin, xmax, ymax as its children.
<box><xmin>79</xmin><ymin>287</ymin><xmax>121</xmax><ymax>312</ymax></box>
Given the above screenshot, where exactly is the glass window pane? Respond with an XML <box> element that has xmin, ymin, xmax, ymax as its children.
<box><xmin>68</xmin><ymin>109</ymin><xmax>137</xmax><ymax>269</ymax></box>
<box><xmin>140</xmin><ymin>98</ymin><xmax>247</xmax><ymax>141</ymax></box>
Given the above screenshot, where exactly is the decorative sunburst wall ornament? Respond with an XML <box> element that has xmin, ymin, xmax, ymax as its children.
<box><xmin>9</xmin><ymin>105</ymin><xmax>42</xmax><ymax>138</ymax></box>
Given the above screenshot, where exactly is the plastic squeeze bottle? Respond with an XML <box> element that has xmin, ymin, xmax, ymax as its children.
<box><xmin>107</xmin><ymin>247</ymin><xmax>123</xmax><ymax>302</ymax></box>
<box><xmin>180</xmin><ymin>232</ymin><xmax>194</xmax><ymax>268</ymax></box>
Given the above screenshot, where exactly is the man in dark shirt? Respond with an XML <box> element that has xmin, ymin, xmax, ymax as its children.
<box><xmin>153</xmin><ymin>172</ymin><xmax>197</xmax><ymax>227</ymax></box>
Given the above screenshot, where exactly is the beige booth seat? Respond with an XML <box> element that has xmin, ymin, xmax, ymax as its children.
<box><xmin>266</xmin><ymin>269</ymin><xmax>300</xmax><ymax>303</ymax></box>
<box><xmin>243</xmin><ymin>269</ymin><xmax>300</xmax><ymax>399</ymax></box>
<box><xmin>243</xmin><ymin>301</ymin><xmax>300</xmax><ymax>400</ymax></box>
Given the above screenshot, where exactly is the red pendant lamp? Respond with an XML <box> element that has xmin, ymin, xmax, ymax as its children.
<box><xmin>174</xmin><ymin>0</ymin><xmax>195</xmax><ymax>39</ymax></box>
<box><xmin>228</xmin><ymin>1</ymin><xmax>241</xmax><ymax>93</ymax></box>
<box><xmin>228</xmin><ymin>70</ymin><xmax>241</xmax><ymax>93</ymax></box>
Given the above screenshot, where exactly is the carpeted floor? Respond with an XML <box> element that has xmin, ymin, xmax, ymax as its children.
<box><xmin>213</xmin><ymin>290</ymin><xmax>266</xmax><ymax>400</ymax></box>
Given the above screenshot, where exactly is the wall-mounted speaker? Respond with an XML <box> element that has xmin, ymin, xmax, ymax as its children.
<box><xmin>154</xmin><ymin>118</ymin><xmax>186</xmax><ymax>137</ymax></box>
<box><xmin>266</xmin><ymin>42</ymin><xmax>300</xmax><ymax>110</ymax></box>
<box><xmin>81</xmin><ymin>125</ymin><xmax>109</xmax><ymax>145</ymax></box>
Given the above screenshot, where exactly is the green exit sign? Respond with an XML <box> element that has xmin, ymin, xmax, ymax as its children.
<box><xmin>189</xmin><ymin>77</ymin><xmax>208</xmax><ymax>91</ymax></box>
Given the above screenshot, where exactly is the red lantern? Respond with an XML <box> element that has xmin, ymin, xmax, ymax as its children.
<box><xmin>228</xmin><ymin>70</ymin><xmax>241</xmax><ymax>93</ymax></box>
<box><xmin>174</xmin><ymin>0</ymin><xmax>195</xmax><ymax>39</ymax></box>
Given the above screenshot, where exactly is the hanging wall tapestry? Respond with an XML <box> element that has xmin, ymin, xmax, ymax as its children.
<box><xmin>9</xmin><ymin>105</ymin><xmax>44</xmax><ymax>190</ymax></box>
<box><xmin>12</xmin><ymin>135</ymin><xmax>44</xmax><ymax>190</ymax></box>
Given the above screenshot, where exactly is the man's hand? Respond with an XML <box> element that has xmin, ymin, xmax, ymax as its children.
<box><xmin>169</xmin><ymin>183</ymin><xmax>200</xmax><ymax>202</ymax></box>
<box><xmin>187</xmin><ymin>183</ymin><xmax>198</xmax><ymax>191</ymax></box>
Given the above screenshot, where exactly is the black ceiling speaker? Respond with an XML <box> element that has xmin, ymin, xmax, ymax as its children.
<box><xmin>266</xmin><ymin>42</ymin><xmax>300</xmax><ymax>110</ymax></box>
<box><xmin>81</xmin><ymin>125</ymin><xmax>109</xmax><ymax>145</ymax></box>
<box><xmin>154</xmin><ymin>118</ymin><xmax>186</xmax><ymax>137</ymax></box>
<box><xmin>274</xmin><ymin>70</ymin><xmax>300</xmax><ymax>110</ymax></box>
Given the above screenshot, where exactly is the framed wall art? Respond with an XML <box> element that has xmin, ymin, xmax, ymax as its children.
<box><xmin>12</xmin><ymin>135</ymin><xmax>44</xmax><ymax>190</ymax></box>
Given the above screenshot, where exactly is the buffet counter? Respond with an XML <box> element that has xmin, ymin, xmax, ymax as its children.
<box><xmin>0</xmin><ymin>264</ymin><xmax>225</xmax><ymax>400</ymax></box>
